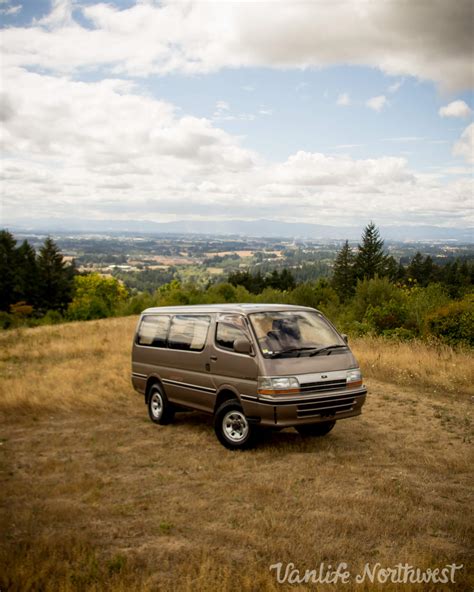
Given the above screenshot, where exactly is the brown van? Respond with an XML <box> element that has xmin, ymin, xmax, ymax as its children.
<box><xmin>131</xmin><ymin>304</ymin><xmax>367</xmax><ymax>449</ymax></box>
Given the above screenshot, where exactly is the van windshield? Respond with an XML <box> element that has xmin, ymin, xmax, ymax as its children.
<box><xmin>249</xmin><ymin>311</ymin><xmax>345</xmax><ymax>358</ymax></box>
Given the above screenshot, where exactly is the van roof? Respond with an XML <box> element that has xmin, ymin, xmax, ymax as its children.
<box><xmin>141</xmin><ymin>303</ymin><xmax>318</xmax><ymax>315</ymax></box>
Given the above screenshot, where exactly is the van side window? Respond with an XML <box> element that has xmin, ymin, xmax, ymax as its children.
<box><xmin>215</xmin><ymin>315</ymin><xmax>249</xmax><ymax>351</ymax></box>
<box><xmin>168</xmin><ymin>315</ymin><xmax>210</xmax><ymax>351</ymax></box>
<box><xmin>137</xmin><ymin>315</ymin><xmax>170</xmax><ymax>347</ymax></box>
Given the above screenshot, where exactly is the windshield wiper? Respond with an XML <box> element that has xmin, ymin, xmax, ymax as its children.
<box><xmin>268</xmin><ymin>347</ymin><xmax>319</xmax><ymax>359</ymax></box>
<box><xmin>309</xmin><ymin>344</ymin><xmax>348</xmax><ymax>357</ymax></box>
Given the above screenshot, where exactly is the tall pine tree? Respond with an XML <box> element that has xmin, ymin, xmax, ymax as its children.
<box><xmin>0</xmin><ymin>230</ymin><xmax>17</xmax><ymax>311</ymax></box>
<box><xmin>355</xmin><ymin>222</ymin><xmax>387</xmax><ymax>280</ymax></box>
<box><xmin>332</xmin><ymin>240</ymin><xmax>356</xmax><ymax>302</ymax></box>
<box><xmin>37</xmin><ymin>237</ymin><xmax>75</xmax><ymax>312</ymax></box>
<box><xmin>15</xmin><ymin>240</ymin><xmax>39</xmax><ymax>308</ymax></box>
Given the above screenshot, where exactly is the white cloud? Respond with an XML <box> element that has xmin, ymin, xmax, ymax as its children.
<box><xmin>336</xmin><ymin>93</ymin><xmax>350</xmax><ymax>106</ymax></box>
<box><xmin>1</xmin><ymin>67</ymin><xmax>471</xmax><ymax>228</ymax></box>
<box><xmin>37</xmin><ymin>0</ymin><xmax>73</xmax><ymax>27</ymax></box>
<box><xmin>1</xmin><ymin>0</ymin><xmax>472</xmax><ymax>231</ymax></box>
<box><xmin>383</xmin><ymin>136</ymin><xmax>424</xmax><ymax>142</ymax></box>
<box><xmin>1</xmin><ymin>67</ymin><xmax>258</xmax><ymax>197</ymax></box>
<box><xmin>388</xmin><ymin>79</ymin><xmax>403</xmax><ymax>93</ymax></box>
<box><xmin>212</xmin><ymin>100</ymin><xmax>264</xmax><ymax>122</ymax></box>
<box><xmin>366</xmin><ymin>95</ymin><xmax>388</xmax><ymax>112</ymax></box>
<box><xmin>441</xmin><ymin>166</ymin><xmax>472</xmax><ymax>175</ymax></box>
<box><xmin>453</xmin><ymin>123</ymin><xmax>474</xmax><ymax>164</ymax></box>
<box><xmin>0</xmin><ymin>4</ymin><xmax>21</xmax><ymax>16</ymax></box>
<box><xmin>439</xmin><ymin>100</ymin><xmax>472</xmax><ymax>118</ymax></box>
<box><xmin>2</xmin><ymin>0</ymin><xmax>473</xmax><ymax>90</ymax></box>
<box><xmin>273</xmin><ymin>151</ymin><xmax>414</xmax><ymax>187</ymax></box>
<box><xmin>215</xmin><ymin>100</ymin><xmax>230</xmax><ymax>112</ymax></box>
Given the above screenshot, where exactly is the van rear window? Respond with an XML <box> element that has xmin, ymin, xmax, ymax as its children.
<box><xmin>137</xmin><ymin>315</ymin><xmax>170</xmax><ymax>347</ymax></box>
<box><xmin>168</xmin><ymin>315</ymin><xmax>210</xmax><ymax>351</ymax></box>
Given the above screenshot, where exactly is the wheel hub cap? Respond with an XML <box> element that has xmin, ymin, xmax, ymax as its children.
<box><xmin>223</xmin><ymin>410</ymin><xmax>249</xmax><ymax>443</ymax></box>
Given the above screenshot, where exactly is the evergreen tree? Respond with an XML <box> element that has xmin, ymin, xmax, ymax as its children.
<box><xmin>266</xmin><ymin>269</ymin><xmax>281</xmax><ymax>290</ymax></box>
<box><xmin>406</xmin><ymin>252</ymin><xmax>438</xmax><ymax>286</ymax></box>
<box><xmin>266</xmin><ymin>269</ymin><xmax>296</xmax><ymax>291</ymax></box>
<box><xmin>422</xmin><ymin>255</ymin><xmax>435</xmax><ymax>285</ymax></box>
<box><xmin>443</xmin><ymin>260</ymin><xmax>461</xmax><ymax>297</ymax></box>
<box><xmin>407</xmin><ymin>252</ymin><xmax>425</xmax><ymax>285</ymax></box>
<box><xmin>0</xmin><ymin>230</ymin><xmax>17</xmax><ymax>311</ymax></box>
<box><xmin>332</xmin><ymin>240</ymin><xmax>356</xmax><ymax>302</ymax></box>
<box><xmin>355</xmin><ymin>222</ymin><xmax>387</xmax><ymax>280</ymax></box>
<box><xmin>15</xmin><ymin>240</ymin><xmax>39</xmax><ymax>308</ymax></box>
<box><xmin>228</xmin><ymin>270</ymin><xmax>253</xmax><ymax>292</ymax></box>
<box><xmin>37</xmin><ymin>237</ymin><xmax>75</xmax><ymax>312</ymax></box>
<box><xmin>279</xmin><ymin>268</ymin><xmax>296</xmax><ymax>291</ymax></box>
<box><xmin>251</xmin><ymin>270</ymin><xmax>266</xmax><ymax>293</ymax></box>
<box><xmin>396</xmin><ymin>261</ymin><xmax>407</xmax><ymax>283</ymax></box>
<box><xmin>227</xmin><ymin>269</ymin><xmax>266</xmax><ymax>294</ymax></box>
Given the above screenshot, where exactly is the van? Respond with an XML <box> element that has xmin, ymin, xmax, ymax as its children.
<box><xmin>131</xmin><ymin>304</ymin><xmax>367</xmax><ymax>449</ymax></box>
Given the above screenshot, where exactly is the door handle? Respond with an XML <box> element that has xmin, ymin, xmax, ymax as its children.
<box><xmin>210</xmin><ymin>356</ymin><xmax>218</xmax><ymax>361</ymax></box>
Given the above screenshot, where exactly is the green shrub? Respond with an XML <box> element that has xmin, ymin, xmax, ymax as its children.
<box><xmin>365</xmin><ymin>299</ymin><xmax>408</xmax><ymax>334</ymax></box>
<box><xmin>67</xmin><ymin>274</ymin><xmax>129</xmax><ymax>321</ymax></box>
<box><xmin>0</xmin><ymin>311</ymin><xmax>15</xmax><ymax>330</ymax></box>
<box><xmin>352</xmin><ymin>276</ymin><xmax>405</xmax><ymax>321</ymax></box>
<box><xmin>207</xmin><ymin>282</ymin><xmax>238</xmax><ymax>303</ymax></box>
<box><xmin>289</xmin><ymin>279</ymin><xmax>339</xmax><ymax>310</ymax></box>
<box><xmin>255</xmin><ymin>287</ymin><xmax>291</xmax><ymax>304</ymax></box>
<box><xmin>342</xmin><ymin>320</ymin><xmax>372</xmax><ymax>337</ymax></box>
<box><xmin>117</xmin><ymin>292</ymin><xmax>155</xmax><ymax>316</ymax></box>
<box><xmin>426</xmin><ymin>295</ymin><xmax>474</xmax><ymax>346</ymax></box>
<box><xmin>404</xmin><ymin>283</ymin><xmax>450</xmax><ymax>335</ymax></box>
<box><xmin>40</xmin><ymin>310</ymin><xmax>64</xmax><ymax>325</ymax></box>
<box><xmin>382</xmin><ymin>327</ymin><xmax>416</xmax><ymax>341</ymax></box>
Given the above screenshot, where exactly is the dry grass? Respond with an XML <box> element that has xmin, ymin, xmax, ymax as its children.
<box><xmin>0</xmin><ymin>317</ymin><xmax>138</xmax><ymax>412</ymax></box>
<box><xmin>351</xmin><ymin>336</ymin><xmax>474</xmax><ymax>398</ymax></box>
<box><xmin>0</xmin><ymin>317</ymin><xmax>473</xmax><ymax>591</ymax></box>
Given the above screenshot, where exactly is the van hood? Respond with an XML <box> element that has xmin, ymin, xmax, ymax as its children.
<box><xmin>259</xmin><ymin>350</ymin><xmax>358</xmax><ymax>378</ymax></box>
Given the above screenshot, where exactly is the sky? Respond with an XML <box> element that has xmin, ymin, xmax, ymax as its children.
<box><xmin>0</xmin><ymin>0</ymin><xmax>473</xmax><ymax>231</ymax></box>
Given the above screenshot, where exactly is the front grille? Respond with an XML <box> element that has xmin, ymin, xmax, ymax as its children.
<box><xmin>296</xmin><ymin>392</ymin><xmax>357</xmax><ymax>418</ymax></box>
<box><xmin>299</xmin><ymin>378</ymin><xmax>347</xmax><ymax>393</ymax></box>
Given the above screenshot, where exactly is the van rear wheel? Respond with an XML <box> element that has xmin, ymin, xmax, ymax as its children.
<box><xmin>147</xmin><ymin>384</ymin><xmax>175</xmax><ymax>425</ymax></box>
<box><xmin>214</xmin><ymin>400</ymin><xmax>257</xmax><ymax>450</ymax></box>
<box><xmin>296</xmin><ymin>421</ymin><xmax>336</xmax><ymax>437</ymax></box>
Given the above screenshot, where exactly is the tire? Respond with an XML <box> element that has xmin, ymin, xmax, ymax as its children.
<box><xmin>147</xmin><ymin>384</ymin><xmax>175</xmax><ymax>425</ymax></box>
<box><xmin>214</xmin><ymin>399</ymin><xmax>258</xmax><ymax>450</ymax></box>
<box><xmin>296</xmin><ymin>421</ymin><xmax>336</xmax><ymax>437</ymax></box>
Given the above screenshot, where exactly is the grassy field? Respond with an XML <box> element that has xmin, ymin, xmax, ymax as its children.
<box><xmin>0</xmin><ymin>317</ymin><xmax>472</xmax><ymax>591</ymax></box>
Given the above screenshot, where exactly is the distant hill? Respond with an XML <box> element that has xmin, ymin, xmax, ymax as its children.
<box><xmin>6</xmin><ymin>218</ymin><xmax>473</xmax><ymax>242</ymax></box>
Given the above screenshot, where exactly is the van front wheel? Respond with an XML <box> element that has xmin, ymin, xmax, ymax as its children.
<box><xmin>147</xmin><ymin>384</ymin><xmax>175</xmax><ymax>425</ymax></box>
<box><xmin>214</xmin><ymin>400</ymin><xmax>257</xmax><ymax>450</ymax></box>
<box><xmin>296</xmin><ymin>421</ymin><xmax>336</xmax><ymax>437</ymax></box>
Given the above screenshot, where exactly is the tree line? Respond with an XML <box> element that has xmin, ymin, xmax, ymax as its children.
<box><xmin>1</xmin><ymin>225</ymin><xmax>472</xmax><ymax>345</ymax></box>
<box><xmin>331</xmin><ymin>222</ymin><xmax>473</xmax><ymax>300</ymax></box>
<box><xmin>225</xmin><ymin>222</ymin><xmax>473</xmax><ymax>301</ymax></box>
<box><xmin>0</xmin><ymin>230</ymin><xmax>75</xmax><ymax>315</ymax></box>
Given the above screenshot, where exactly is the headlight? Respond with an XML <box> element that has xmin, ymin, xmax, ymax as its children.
<box><xmin>258</xmin><ymin>376</ymin><xmax>300</xmax><ymax>395</ymax></box>
<box><xmin>346</xmin><ymin>369</ymin><xmax>363</xmax><ymax>388</ymax></box>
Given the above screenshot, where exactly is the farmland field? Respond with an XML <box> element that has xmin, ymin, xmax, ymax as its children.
<box><xmin>0</xmin><ymin>317</ymin><xmax>472</xmax><ymax>591</ymax></box>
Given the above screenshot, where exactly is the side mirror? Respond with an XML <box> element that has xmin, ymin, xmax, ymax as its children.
<box><xmin>233</xmin><ymin>337</ymin><xmax>252</xmax><ymax>355</ymax></box>
<box><xmin>341</xmin><ymin>334</ymin><xmax>349</xmax><ymax>344</ymax></box>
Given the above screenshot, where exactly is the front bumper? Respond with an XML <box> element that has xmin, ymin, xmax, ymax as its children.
<box><xmin>241</xmin><ymin>386</ymin><xmax>367</xmax><ymax>428</ymax></box>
